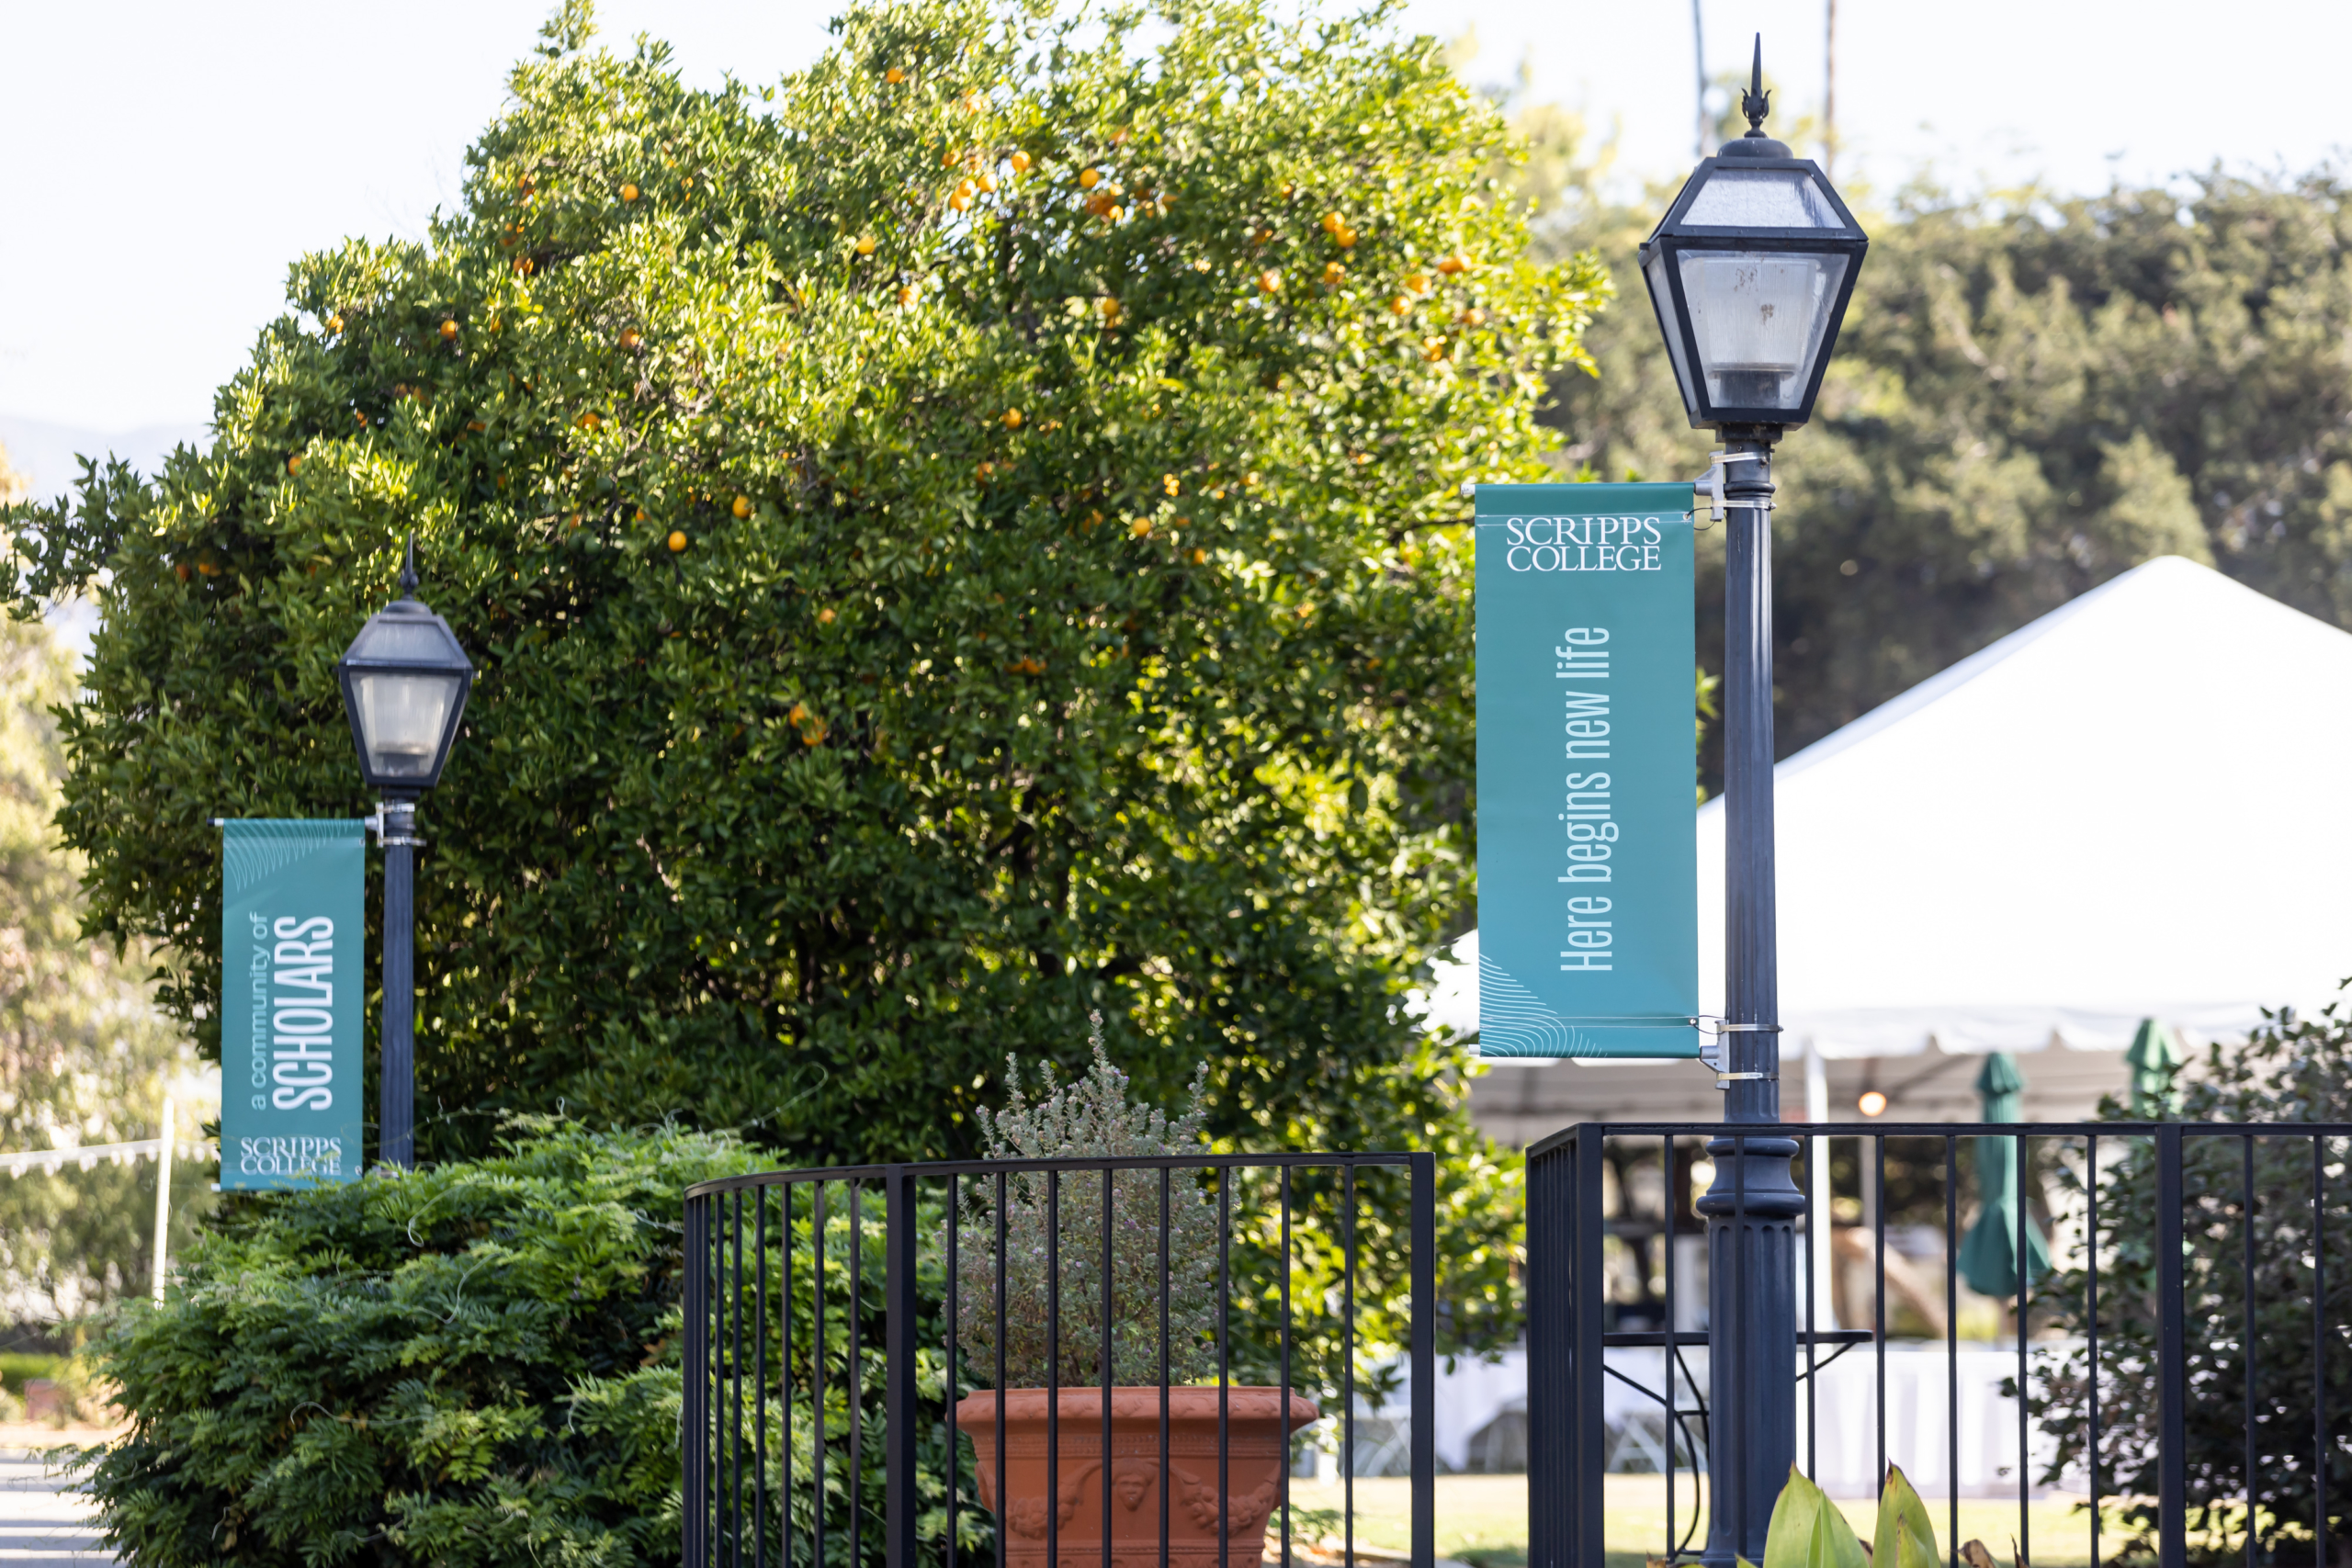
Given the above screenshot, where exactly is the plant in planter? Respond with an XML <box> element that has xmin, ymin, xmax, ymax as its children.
<box><xmin>951</xmin><ymin>1020</ymin><xmax>1317</xmax><ymax>1568</ymax></box>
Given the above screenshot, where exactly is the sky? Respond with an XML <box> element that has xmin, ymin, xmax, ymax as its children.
<box><xmin>4</xmin><ymin>0</ymin><xmax>2348</xmax><ymax>484</ymax></box>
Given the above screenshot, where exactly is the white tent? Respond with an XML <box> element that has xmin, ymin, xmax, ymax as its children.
<box><xmin>1427</xmin><ymin>556</ymin><xmax>2352</xmax><ymax>1066</ymax></box>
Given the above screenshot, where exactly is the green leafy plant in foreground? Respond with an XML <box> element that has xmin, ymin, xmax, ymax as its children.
<box><xmin>76</xmin><ymin>1119</ymin><xmax>769</xmax><ymax>1568</ymax></box>
<box><xmin>1758</xmin><ymin>1465</ymin><xmax>1939</xmax><ymax>1568</ymax></box>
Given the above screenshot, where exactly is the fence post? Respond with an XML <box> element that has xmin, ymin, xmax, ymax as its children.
<box><xmin>1572</xmin><ymin>1127</ymin><xmax>1607</xmax><ymax>1568</ymax></box>
<box><xmin>885</xmin><ymin>1166</ymin><xmax>920</xmax><ymax>1568</ymax></box>
<box><xmin>1411</xmin><ymin>1151</ymin><xmax>1436</xmax><ymax>1568</ymax></box>
<box><xmin>2155</xmin><ymin>1125</ymin><xmax>2186</xmax><ymax>1568</ymax></box>
<box><xmin>1527</xmin><ymin>1134</ymin><xmax>1565</xmax><ymax>1568</ymax></box>
<box><xmin>684</xmin><ymin>1193</ymin><xmax>709</xmax><ymax>1568</ymax></box>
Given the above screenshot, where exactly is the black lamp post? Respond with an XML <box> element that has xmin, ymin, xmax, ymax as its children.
<box><xmin>335</xmin><ymin>538</ymin><xmax>472</xmax><ymax>1170</ymax></box>
<box><xmin>1639</xmin><ymin>39</ymin><xmax>1866</xmax><ymax>1566</ymax></box>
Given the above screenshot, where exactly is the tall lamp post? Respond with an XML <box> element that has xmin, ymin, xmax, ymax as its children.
<box><xmin>335</xmin><ymin>539</ymin><xmax>472</xmax><ymax>1170</ymax></box>
<box><xmin>1638</xmin><ymin>39</ymin><xmax>1867</xmax><ymax>1565</ymax></box>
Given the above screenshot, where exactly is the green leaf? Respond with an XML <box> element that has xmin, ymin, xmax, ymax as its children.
<box><xmin>1877</xmin><ymin>1463</ymin><xmax>1938</xmax><ymax>1568</ymax></box>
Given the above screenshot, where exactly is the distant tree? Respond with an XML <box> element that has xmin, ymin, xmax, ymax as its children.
<box><xmin>0</xmin><ymin>0</ymin><xmax>1577</xmax><ymax>1351</ymax></box>
<box><xmin>0</xmin><ymin>604</ymin><xmax>206</xmax><ymax>1322</ymax></box>
<box><xmin>1541</xmin><ymin>169</ymin><xmax>2352</xmax><ymax>783</ymax></box>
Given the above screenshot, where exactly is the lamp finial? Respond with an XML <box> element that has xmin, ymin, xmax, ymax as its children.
<box><xmin>399</xmin><ymin>532</ymin><xmax>419</xmax><ymax>597</ymax></box>
<box><xmin>1741</xmin><ymin>35</ymin><xmax>1771</xmax><ymax>137</ymax></box>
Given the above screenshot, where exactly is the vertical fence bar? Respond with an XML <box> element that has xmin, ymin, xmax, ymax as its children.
<box><xmin>994</xmin><ymin>1170</ymin><xmax>1008</xmax><ymax>1568</ymax></box>
<box><xmin>1875</xmin><ymin>1134</ymin><xmax>1888</xmax><ymax>1494</ymax></box>
<box><xmin>1662</xmin><ymin>1134</ymin><xmax>1679</xmax><ymax>1562</ymax></box>
<box><xmin>811</xmin><ymin>1184</ymin><xmax>828</xmax><ymax>1568</ymax></box>
<box><xmin>2017</xmin><ymin>1131</ymin><xmax>2030</xmax><ymax>1568</ymax></box>
<box><xmin>684</xmin><ymin>1195</ymin><xmax>708</xmax><ymax>1568</ymax></box>
<box><xmin>848</xmin><ymin>1183</ymin><xmax>864</xmax><ymax>1568</ymax></box>
<box><xmin>2315</xmin><ymin>1134</ymin><xmax>2330</xmax><ymax>1568</ymax></box>
<box><xmin>1101</xmin><ymin>1167</ymin><xmax>1115</xmax><ymax>1568</ymax></box>
<box><xmin>1804</xmin><ymin>1131</ymin><xmax>1818</xmax><ymax>1481</ymax></box>
<box><xmin>2157</xmin><ymin>1125</ymin><xmax>2187</xmax><ymax>1568</ymax></box>
<box><xmin>1158</xmin><ymin>1166</ymin><xmax>1171</xmax><ymax>1568</ymax></box>
<box><xmin>782</xmin><ymin>1184</ymin><xmax>795</xmax><ymax>1568</ymax></box>
<box><xmin>2243</xmin><ymin>1135</ymin><xmax>2256</xmax><ymax>1568</ymax></box>
<box><xmin>1325</xmin><ymin>1166</ymin><xmax>1338</xmax><ymax>1568</ymax></box>
<box><xmin>1945</xmin><ymin>1136</ymin><xmax>1959</xmax><ymax>1565</ymax></box>
<box><xmin>944</xmin><ymin>1175</ymin><xmax>958</xmax><ymax>1568</ymax></box>
<box><xmin>1047</xmin><ymin>1170</ymin><xmax>1061</xmax><ymax>1568</ymax></box>
<box><xmin>732</xmin><ymin>1190</ymin><xmax>745</xmax><ymax>1568</ymax></box>
<box><xmin>885</xmin><ymin>1168</ymin><xmax>918</xmax><ymax>1568</ymax></box>
<box><xmin>1574</xmin><ymin>1130</ymin><xmax>1606</xmax><ymax>1568</ymax></box>
<box><xmin>1411</xmin><ymin>1151</ymin><xmax>1437</xmax><ymax>1568</ymax></box>
<box><xmin>2086</xmin><ymin>1135</ymin><xmax>2101</xmax><ymax>1568</ymax></box>
<box><xmin>756</xmin><ymin>1189</ymin><xmax>769</xmax><ymax>1568</ymax></box>
<box><xmin>1225</xmin><ymin>1165</ymin><xmax>1239</xmax><ymax>1568</ymax></box>
<box><xmin>1280</xmin><ymin>1166</ymin><xmax>1295</xmax><ymax>1568</ymax></box>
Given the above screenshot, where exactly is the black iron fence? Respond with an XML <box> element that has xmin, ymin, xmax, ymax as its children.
<box><xmin>1529</xmin><ymin>1121</ymin><xmax>2352</xmax><ymax>1568</ymax></box>
<box><xmin>683</xmin><ymin>1154</ymin><xmax>1437</xmax><ymax>1568</ymax></box>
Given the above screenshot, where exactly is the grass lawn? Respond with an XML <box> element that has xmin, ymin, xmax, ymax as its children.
<box><xmin>1283</xmin><ymin>1475</ymin><xmax>2126</xmax><ymax>1568</ymax></box>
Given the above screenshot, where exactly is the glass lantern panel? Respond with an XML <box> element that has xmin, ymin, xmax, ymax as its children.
<box><xmin>1644</xmin><ymin>249</ymin><xmax>1701</xmax><ymax>419</ymax></box>
<box><xmin>1677</xmin><ymin>249</ymin><xmax>1849</xmax><ymax>412</ymax></box>
<box><xmin>354</xmin><ymin>671</ymin><xmax>461</xmax><ymax>779</ymax></box>
<box><xmin>1681</xmin><ymin>168</ymin><xmax>1842</xmax><ymax>230</ymax></box>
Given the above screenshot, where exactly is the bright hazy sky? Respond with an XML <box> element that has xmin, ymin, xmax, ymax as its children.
<box><xmin>4</xmin><ymin>0</ymin><xmax>2347</xmax><ymax>439</ymax></box>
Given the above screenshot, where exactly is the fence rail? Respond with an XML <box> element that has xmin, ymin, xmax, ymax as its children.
<box><xmin>1529</xmin><ymin>1121</ymin><xmax>2352</xmax><ymax>1568</ymax></box>
<box><xmin>684</xmin><ymin>1153</ymin><xmax>1437</xmax><ymax>1568</ymax></box>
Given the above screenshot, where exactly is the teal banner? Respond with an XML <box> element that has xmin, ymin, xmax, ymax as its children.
<box><xmin>1476</xmin><ymin>483</ymin><xmax>1700</xmax><ymax>1057</ymax></box>
<box><xmin>220</xmin><ymin>820</ymin><xmax>368</xmax><ymax>1188</ymax></box>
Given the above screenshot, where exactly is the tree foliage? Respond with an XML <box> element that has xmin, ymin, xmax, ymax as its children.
<box><xmin>0</xmin><ymin>0</ymin><xmax>1598</xmax><ymax>1218</ymax></box>
<box><xmin>1541</xmin><ymin>166</ymin><xmax>2352</xmax><ymax>781</ymax></box>
<box><xmin>0</xmin><ymin>604</ymin><xmax>205</xmax><ymax>1321</ymax></box>
<box><xmin>2031</xmin><ymin>994</ymin><xmax>2352</xmax><ymax>1565</ymax></box>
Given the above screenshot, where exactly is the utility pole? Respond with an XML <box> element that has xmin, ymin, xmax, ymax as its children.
<box><xmin>1824</xmin><ymin>0</ymin><xmax>1839</xmax><ymax>177</ymax></box>
<box><xmin>1692</xmin><ymin>0</ymin><xmax>1709</xmax><ymax>159</ymax></box>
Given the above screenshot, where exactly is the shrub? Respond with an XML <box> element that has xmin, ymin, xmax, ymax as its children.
<box><xmin>2032</xmin><ymin>992</ymin><xmax>2352</xmax><ymax>1564</ymax></box>
<box><xmin>78</xmin><ymin>1119</ymin><xmax>765</xmax><ymax>1568</ymax></box>
<box><xmin>951</xmin><ymin>1021</ymin><xmax>1218</xmax><ymax>1387</ymax></box>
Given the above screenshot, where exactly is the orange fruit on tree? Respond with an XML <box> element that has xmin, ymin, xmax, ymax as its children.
<box><xmin>885</xmin><ymin>67</ymin><xmax>905</xmax><ymax>84</ymax></box>
<box><xmin>439</xmin><ymin>320</ymin><xmax>458</xmax><ymax>340</ymax></box>
<box><xmin>620</xmin><ymin>183</ymin><xmax>639</xmax><ymax>202</ymax></box>
<box><xmin>619</xmin><ymin>328</ymin><xmax>642</xmax><ymax>348</ymax></box>
<box><xmin>667</xmin><ymin>530</ymin><xmax>689</xmax><ymax>552</ymax></box>
<box><xmin>1129</xmin><ymin>518</ymin><xmax>1153</xmax><ymax>537</ymax></box>
<box><xmin>733</xmin><ymin>495</ymin><xmax>752</xmax><ymax>518</ymax></box>
<box><xmin>1458</xmin><ymin>307</ymin><xmax>1487</xmax><ymax>327</ymax></box>
<box><xmin>818</xmin><ymin>607</ymin><xmax>836</xmax><ymax>625</ymax></box>
<box><xmin>1010</xmin><ymin>150</ymin><xmax>1032</xmax><ymax>174</ymax></box>
<box><xmin>1322</xmin><ymin>261</ymin><xmax>1344</xmax><ymax>286</ymax></box>
<box><xmin>1336</xmin><ymin>226</ymin><xmax>1357</xmax><ymax>249</ymax></box>
<box><xmin>898</xmin><ymin>286</ymin><xmax>916</xmax><ymax>306</ymax></box>
<box><xmin>1321</xmin><ymin>210</ymin><xmax>1342</xmax><ymax>233</ymax></box>
<box><xmin>1078</xmin><ymin>167</ymin><xmax>1101</xmax><ymax>188</ymax></box>
<box><xmin>1002</xmin><ymin>408</ymin><xmax>1023</xmax><ymax>429</ymax></box>
<box><xmin>286</xmin><ymin>455</ymin><xmax>303</xmax><ymax>475</ymax></box>
<box><xmin>1421</xmin><ymin>336</ymin><xmax>1448</xmax><ymax>362</ymax></box>
<box><xmin>854</xmin><ymin>234</ymin><xmax>876</xmax><ymax>255</ymax></box>
<box><xmin>1389</xmin><ymin>296</ymin><xmax>1410</xmax><ymax>314</ymax></box>
<box><xmin>325</xmin><ymin>313</ymin><xmax>345</xmax><ymax>333</ymax></box>
<box><xmin>1436</xmin><ymin>254</ymin><xmax>1464</xmax><ymax>276</ymax></box>
<box><xmin>1257</xmin><ymin>269</ymin><xmax>1281</xmax><ymax>294</ymax></box>
<box><xmin>1405</xmin><ymin>271</ymin><xmax>1430</xmax><ymax>294</ymax></box>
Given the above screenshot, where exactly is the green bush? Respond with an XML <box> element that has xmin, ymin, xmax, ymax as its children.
<box><xmin>79</xmin><ymin>1119</ymin><xmax>766</xmax><ymax>1568</ymax></box>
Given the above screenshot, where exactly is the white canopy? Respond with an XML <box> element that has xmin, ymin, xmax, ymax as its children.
<box><xmin>1425</xmin><ymin>556</ymin><xmax>2352</xmax><ymax>1060</ymax></box>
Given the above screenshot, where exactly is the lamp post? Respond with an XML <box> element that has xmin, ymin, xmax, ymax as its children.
<box><xmin>335</xmin><ymin>538</ymin><xmax>472</xmax><ymax>1170</ymax></box>
<box><xmin>1638</xmin><ymin>38</ymin><xmax>1867</xmax><ymax>1565</ymax></box>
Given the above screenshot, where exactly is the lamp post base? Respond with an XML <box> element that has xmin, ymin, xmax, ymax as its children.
<box><xmin>1697</xmin><ymin>1134</ymin><xmax>1804</xmax><ymax>1567</ymax></box>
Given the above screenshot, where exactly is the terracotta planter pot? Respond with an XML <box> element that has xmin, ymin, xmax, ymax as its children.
<box><xmin>956</xmin><ymin>1386</ymin><xmax>1319</xmax><ymax>1568</ymax></box>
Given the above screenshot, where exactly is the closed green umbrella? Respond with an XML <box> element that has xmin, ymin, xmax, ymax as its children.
<box><xmin>2125</xmin><ymin>1017</ymin><xmax>2185</xmax><ymax>1118</ymax></box>
<box><xmin>1956</xmin><ymin>1052</ymin><xmax>2052</xmax><ymax>1298</ymax></box>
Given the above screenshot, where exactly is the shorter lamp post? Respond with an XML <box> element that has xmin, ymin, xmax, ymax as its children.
<box><xmin>1637</xmin><ymin>38</ymin><xmax>1867</xmax><ymax>1568</ymax></box>
<box><xmin>335</xmin><ymin>539</ymin><xmax>472</xmax><ymax>1170</ymax></box>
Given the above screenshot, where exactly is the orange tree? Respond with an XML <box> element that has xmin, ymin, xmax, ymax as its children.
<box><xmin>4</xmin><ymin>0</ymin><xmax>1593</xmax><ymax>1269</ymax></box>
